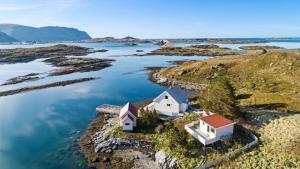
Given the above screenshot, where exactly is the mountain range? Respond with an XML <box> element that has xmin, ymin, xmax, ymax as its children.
<box><xmin>0</xmin><ymin>24</ymin><xmax>91</xmax><ymax>42</ymax></box>
<box><xmin>0</xmin><ymin>32</ymin><xmax>18</xmax><ymax>43</ymax></box>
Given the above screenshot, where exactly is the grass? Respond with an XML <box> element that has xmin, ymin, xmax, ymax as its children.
<box><xmin>161</xmin><ymin>50</ymin><xmax>300</xmax><ymax>112</ymax></box>
<box><xmin>108</xmin><ymin>112</ymin><xmax>253</xmax><ymax>169</ymax></box>
<box><xmin>159</xmin><ymin>50</ymin><xmax>300</xmax><ymax>168</ymax></box>
<box><xmin>219</xmin><ymin>114</ymin><xmax>300</xmax><ymax>169</ymax></box>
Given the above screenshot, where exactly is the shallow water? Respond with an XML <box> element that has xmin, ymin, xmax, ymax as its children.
<box><xmin>0</xmin><ymin>41</ymin><xmax>299</xmax><ymax>169</ymax></box>
<box><xmin>0</xmin><ymin>42</ymin><xmax>209</xmax><ymax>169</ymax></box>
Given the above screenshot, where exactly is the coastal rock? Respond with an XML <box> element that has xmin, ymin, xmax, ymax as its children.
<box><xmin>124</xmin><ymin>43</ymin><xmax>138</xmax><ymax>46</ymax></box>
<box><xmin>212</xmin><ymin>63</ymin><xmax>225</xmax><ymax>69</ymax></box>
<box><xmin>155</xmin><ymin>150</ymin><xmax>177</xmax><ymax>169</ymax></box>
<box><xmin>157</xmin><ymin>40</ymin><xmax>173</xmax><ymax>48</ymax></box>
<box><xmin>96</xmin><ymin>49</ymin><xmax>109</xmax><ymax>52</ymax></box>
<box><xmin>149</xmin><ymin>44</ymin><xmax>237</xmax><ymax>56</ymax></box>
<box><xmin>0</xmin><ymin>44</ymin><xmax>98</xmax><ymax>64</ymax></box>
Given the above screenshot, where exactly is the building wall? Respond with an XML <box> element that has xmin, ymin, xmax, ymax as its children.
<box><xmin>199</xmin><ymin>120</ymin><xmax>216</xmax><ymax>138</ymax></box>
<box><xmin>180</xmin><ymin>103</ymin><xmax>188</xmax><ymax>112</ymax></box>
<box><xmin>215</xmin><ymin>124</ymin><xmax>234</xmax><ymax>139</ymax></box>
<box><xmin>120</xmin><ymin>118</ymin><xmax>134</xmax><ymax>131</ymax></box>
<box><xmin>154</xmin><ymin>92</ymin><xmax>180</xmax><ymax>116</ymax></box>
<box><xmin>120</xmin><ymin>110</ymin><xmax>136</xmax><ymax>126</ymax></box>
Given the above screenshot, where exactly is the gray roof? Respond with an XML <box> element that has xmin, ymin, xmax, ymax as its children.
<box><xmin>166</xmin><ymin>85</ymin><xmax>189</xmax><ymax>103</ymax></box>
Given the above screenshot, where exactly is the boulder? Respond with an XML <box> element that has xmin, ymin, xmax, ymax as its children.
<box><xmin>157</xmin><ymin>40</ymin><xmax>173</xmax><ymax>48</ymax></box>
<box><xmin>155</xmin><ymin>150</ymin><xmax>177</xmax><ymax>169</ymax></box>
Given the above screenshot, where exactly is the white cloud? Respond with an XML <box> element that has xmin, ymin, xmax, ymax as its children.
<box><xmin>0</xmin><ymin>4</ymin><xmax>43</xmax><ymax>11</ymax></box>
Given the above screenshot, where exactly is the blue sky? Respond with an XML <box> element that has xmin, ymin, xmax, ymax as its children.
<box><xmin>0</xmin><ymin>0</ymin><xmax>300</xmax><ymax>38</ymax></box>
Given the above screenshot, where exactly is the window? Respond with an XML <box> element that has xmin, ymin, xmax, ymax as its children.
<box><xmin>207</xmin><ymin>126</ymin><xmax>210</xmax><ymax>132</ymax></box>
<box><xmin>125</xmin><ymin>123</ymin><xmax>130</xmax><ymax>126</ymax></box>
<box><xmin>202</xmin><ymin>121</ymin><xmax>205</xmax><ymax>125</ymax></box>
<box><xmin>211</xmin><ymin>128</ymin><xmax>215</xmax><ymax>133</ymax></box>
<box><xmin>165</xmin><ymin>95</ymin><xmax>168</xmax><ymax>99</ymax></box>
<box><xmin>167</xmin><ymin>104</ymin><xmax>171</xmax><ymax>107</ymax></box>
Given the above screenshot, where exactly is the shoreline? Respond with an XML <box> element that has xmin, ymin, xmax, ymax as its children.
<box><xmin>0</xmin><ymin>77</ymin><xmax>99</xmax><ymax>97</ymax></box>
<box><xmin>78</xmin><ymin>111</ymin><xmax>159</xmax><ymax>169</ymax></box>
<box><xmin>78</xmin><ymin>63</ymin><xmax>192</xmax><ymax>169</ymax></box>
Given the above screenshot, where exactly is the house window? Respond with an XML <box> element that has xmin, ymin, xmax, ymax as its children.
<box><xmin>165</xmin><ymin>95</ymin><xmax>168</xmax><ymax>99</ymax></box>
<box><xmin>167</xmin><ymin>104</ymin><xmax>171</xmax><ymax>107</ymax></box>
<box><xmin>211</xmin><ymin>128</ymin><xmax>215</xmax><ymax>133</ymax></box>
<box><xmin>125</xmin><ymin>123</ymin><xmax>130</xmax><ymax>126</ymax></box>
<box><xmin>202</xmin><ymin>121</ymin><xmax>205</xmax><ymax>125</ymax></box>
<box><xmin>207</xmin><ymin>126</ymin><xmax>210</xmax><ymax>132</ymax></box>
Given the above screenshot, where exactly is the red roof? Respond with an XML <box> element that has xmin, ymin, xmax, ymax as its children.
<box><xmin>120</xmin><ymin>113</ymin><xmax>135</xmax><ymax>122</ymax></box>
<box><xmin>200</xmin><ymin>114</ymin><xmax>234</xmax><ymax>128</ymax></box>
<box><xmin>127</xmin><ymin>103</ymin><xmax>138</xmax><ymax>117</ymax></box>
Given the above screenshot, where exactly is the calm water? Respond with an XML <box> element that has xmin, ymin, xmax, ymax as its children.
<box><xmin>0</xmin><ymin>41</ymin><xmax>299</xmax><ymax>169</ymax></box>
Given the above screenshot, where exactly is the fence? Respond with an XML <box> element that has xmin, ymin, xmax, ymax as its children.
<box><xmin>195</xmin><ymin>127</ymin><xmax>259</xmax><ymax>169</ymax></box>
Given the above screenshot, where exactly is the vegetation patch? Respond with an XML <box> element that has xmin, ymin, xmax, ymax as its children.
<box><xmin>109</xmin><ymin>111</ymin><xmax>253</xmax><ymax>169</ymax></box>
<box><xmin>149</xmin><ymin>45</ymin><xmax>238</xmax><ymax>56</ymax></box>
<box><xmin>219</xmin><ymin>114</ymin><xmax>300</xmax><ymax>169</ymax></box>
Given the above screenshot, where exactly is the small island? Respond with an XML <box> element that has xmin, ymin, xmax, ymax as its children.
<box><xmin>149</xmin><ymin>44</ymin><xmax>238</xmax><ymax>56</ymax></box>
<box><xmin>239</xmin><ymin>45</ymin><xmax>284</xmax><ymax>50</ymax></box>
<box><xmin>0</xmin><ymin>45</ymin><xmax>114</xmax><ymax>97</ymax></box>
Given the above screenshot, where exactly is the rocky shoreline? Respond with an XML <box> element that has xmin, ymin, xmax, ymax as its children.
<box><xmin>239</xmin><ymin>45</ymin><xmax>284</xmax><ymax>50</ymax></box>
<box><xmin>149</xmin><ymin>44</ymin><xmax>238</xmax><ymax>56</ymax></box>
<box><xmin>0</xmin><ymin>44</ymin><xmax>103</xmax><ymax>64</ymax></box>
<box><xmin>147</xmin><ymin>65</ymin><xmax>208</xmax><ymax>91</ymax></box>
<box><xmin>0</xmin><ymin>77</ymin><xmax>98</xmax><ymax>97</ymax></box>
<box><xmin>78</xmin><ymin>112</ymin><xmax>178</xmax><ymax>169</ymax></box>
<box><xmin>0</xmin><ymin>45</ymin><xmax>114</xmax><ymax>85</ymax></box>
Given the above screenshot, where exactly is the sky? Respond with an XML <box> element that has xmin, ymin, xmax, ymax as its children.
<box><xmin>0</xmin><ymin>0</ymin><xmax>300</xmax><ymax>38</ymax></box>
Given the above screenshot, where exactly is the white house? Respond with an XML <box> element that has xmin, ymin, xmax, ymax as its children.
<box><xmin>119</xmin><ymin>102</ymin><xmax>138</xmax><ymax>131</ymax></box>
<box><xmin>145</xmin><ymin>85</ymin><xmax>190</xmax><ymax>117</ymax></box>
<box><xmin>185</xmin><ymin>113</ymin><xmax>235</xmax><ymax>145</ymax></box>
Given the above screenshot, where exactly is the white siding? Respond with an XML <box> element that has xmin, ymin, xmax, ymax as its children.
<box><xmin>154</xmin><ymin>92</ymin><xmax>180</xmax><ymax>116</ymax></box>
<box><xmin>120</xmin><ymin>118</ymin><xmax>134</xmax><ymax>131</ymax></box>
<box><xmin>215</xmin><ymin>124</ymin><xmax>234</xmax><ymax>139</ymax></box>
<box><xmin>180</xmin><ymin>103</ymin><xmax>188</xmax><ymax>112</ymax></box>
<box><xmin>199</xmin><ymin>120</ymin><xmax>216</xmax><ymax>138</ymax></box>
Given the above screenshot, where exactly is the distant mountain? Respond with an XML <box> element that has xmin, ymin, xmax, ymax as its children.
<box><xmin>0</xmin><ymin>31</ymin><xmax>18</xmax><ymax>43</ymax></box>
<box><xmin>0</xmin><ymin>24</ymin><xmax>91</xmax><ymax>42</ymax></box>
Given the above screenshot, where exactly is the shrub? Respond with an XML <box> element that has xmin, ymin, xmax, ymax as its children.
<box><xmin>138</xmin><ymin>109</ymin><xmax>160</xmax><ymax>132</ymax></box>
<box><xmin>155</xmin><ymin>124</ymin><xmax>164</xmax><ymax>133</ymax></box>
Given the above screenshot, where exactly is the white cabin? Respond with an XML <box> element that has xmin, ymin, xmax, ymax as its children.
<box><xmin>145</xmin><ymin>85</ymin><xmax>190</xmax><ymax>117</ymax></box>
<box><xmin>185</xmin><ymin>113</ymin><xmax>235</xmax><ymax>145</ymax></box>
<box><xmin>119</xmin><ymin>102</ymin><xmax>138</xmax><ymax>131</ymax></box>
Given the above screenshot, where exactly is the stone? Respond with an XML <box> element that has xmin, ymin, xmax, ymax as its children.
<box><xmin>155</xmin><ymin>150</ymin><xmax>177</xmax><ymax>169</ymax></box>
<box><xmin>92</xmin><ymin>156</ymin><xmax>100</xmax><ymax>162</ymax></box>
<box><xmin>112</xmin><ymin>145</ymin><xmax>118</xmax><ymax>150</ymax></box>
<box><xmin>157</xmin><ymin>40</ymin><xmax>173</xmax><ymax>48</ymax></box>
<box><xmin>103</xmin><ymin>157</ymin><xmax>111</xmax><ymax>163</ymax></box>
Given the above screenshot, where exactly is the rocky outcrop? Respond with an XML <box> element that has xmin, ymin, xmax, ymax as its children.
<box><xmin>239</xmin><ymin>45</ymin><xmax>284</xmax><ymax>50</ymax></box>
<box><xmin>0</xmin><ymin>77</ymin><xmax>98</xmax><ymax>97</ymax></box>
<box><xmin>207</xmin><ymin>39</ymin><xmax>267</xmax><ymax>44</ymax></box>
<box><xmin>44</xmin><ymin>57</ymin><xmax>114</xmax><ymax>76</ymax></box>
<box><xmin>155</xmin><ymin>150</ymin><xmax>177</xmax><ymax>169</ymax></box>
<box><xmin>85</xmin><ymin>36</ymin><xmax>153</xmax><ymax>44</ymax></box>
<box><xmin>150</xmin><ymin>69</ymin><xmax>208</xmax><ymax>90</ymax></box>
<box><xmin>0</xmin><ymin>44</ymin><xmax>98</xmax><ymax>64</ymax></box>
<box><xmin>149</xmin><ymin>45</ymin><xmax>237</xmax><ymax>56</ymax></box>
<box><xmin>79</xmin><ymin>112</ymin><xmax>157</xmax><ymax>169</ymax></box>
<box><xmin>156</xmin><ymin>40</ymin><xmax>174</xmax><ymax>48</ymax></box>
<box><xmin>2</xmin><ymin>73</ymin><xmax>40</xmax><ymax>85</ymax></box>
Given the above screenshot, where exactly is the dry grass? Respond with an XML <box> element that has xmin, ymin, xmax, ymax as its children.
<box><xmin>159</xmin><ymin>49</ymin><xmax>300</xmax><ymax>168</ymax></box>
<box><xmin>161</xmin><ymin>50</ymin><xmax>300</xmax><ymax>112</ymax></box>
<box><xmin>219</xmin><ymin>114</ymin><xmax>300</xmax><ymax>169</ymax></box>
